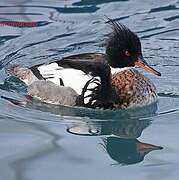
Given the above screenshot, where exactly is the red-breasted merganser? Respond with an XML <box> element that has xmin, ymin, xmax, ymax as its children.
<box><xmin>10</xmin><ymin>19</ymin><xmax>161</xmax><ymax>109</ymax></box>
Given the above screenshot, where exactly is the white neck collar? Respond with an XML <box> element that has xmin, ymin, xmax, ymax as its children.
<box><xmin>110</xmin><ymin>67</ymin><xmax>132</xmax><ymax>74</ymax></box>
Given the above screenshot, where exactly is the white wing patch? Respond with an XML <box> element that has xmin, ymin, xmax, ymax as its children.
<box><xmin>37</xmin><ymin>62</ymin><xmax>92</xmax><ymax>95</ymax></box>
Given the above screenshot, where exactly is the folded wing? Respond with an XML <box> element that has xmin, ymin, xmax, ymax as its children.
<box><xmin>29</xmin><ymin>53</ymin><xmax>111</xmax><ymax>107</ymax></box>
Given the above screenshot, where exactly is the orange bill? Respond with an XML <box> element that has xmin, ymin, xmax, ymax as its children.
<box><xmin>135</xmin><ymin>57</ymin><xmax>161</xmax><ymax>76</ymax></box>
<box><xmin>137</xmin><ymin>141</ymin><xmax>163</xmax><ymax>154</ymax></box>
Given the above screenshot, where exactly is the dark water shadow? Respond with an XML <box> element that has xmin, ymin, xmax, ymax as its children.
<box><xmin>149</xmin><ymin>5</ymin><xmax>179</xmax><ymax>13</ymax></box>
<box><xmin>0</xmin><ymin>13</ymin><xmax>42</xmax><ymax>15</ymax></box>
<box><xmin>0</xmin><ymin>5</ymin><xmax>99</xmax><ymax>14</ymax></box>
<box><xmin>0</xmin><ymin>35</ymin><xmax>20</xmax><ymax>45</ymax></box>
<box><xmin>72</xmin><ymin>0</ymin><xmax>128</xmax><ymax>6</ymax></box>
<box><xmin>164</xmin><ymin>14</ymin><xmax>179</xmax><ymax>21</ymax></box>
<box><xmin>0</xmin><ymin>76</ymin><xmax>27</xmax><ymax>93</ymax></box>
<box><xmin>141</xmin><ymin>28</ymin><xmax>179</xmax><ymax>39</ymax></box>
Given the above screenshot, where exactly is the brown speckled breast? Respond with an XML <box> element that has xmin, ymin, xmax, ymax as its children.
<box><xmin>111</xmin><ymin>68</ymin><xmax>157</xmax><ymax>109</ymax></box>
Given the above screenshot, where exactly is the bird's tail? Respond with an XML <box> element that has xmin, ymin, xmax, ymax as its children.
<box><xmin>8</xmin><ymin>65</ymin><xmax>38</xmax><ymax>86</ymax></box>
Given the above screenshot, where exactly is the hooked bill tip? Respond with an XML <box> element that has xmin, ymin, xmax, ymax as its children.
<box><xmin>135</xmin><ymin>57</ymin><xmax>161</xmax><ymax>77</ymax></box>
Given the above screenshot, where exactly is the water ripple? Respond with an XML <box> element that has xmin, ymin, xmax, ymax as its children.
<box><xmin>137</xmin><ymin>27</ymin><xmax>165</xmax><ymax>34</ymax></box>
<box><xmin>0</xmin><ymin>1</ymin><xmax>179</xmax><ymax>177</ymax></box>
<box><xmin>149</xmin><ymin>5</ymin><xmax>178</xmax><ymax>13</ymax></box>
<box><xmin>164</xmin><ymin>14</ymin><xmax>179</xmax><ymax>21</ymax></box>
<box><xmin>73</xmin><ymin>0</ymin><xmax>128</xmax><ymax>6</ymax></box>
<box><xmin>0</xmin><ymin>5</ymin><xmax>99</xmax><ymax>13</ymax></box>
<box><xmin>0</xmin><ymin>13</ymin><xmax>42</xmax><ymax>15</ymax></box>
<box><xmin>0</xmin><ymin>36</ymin><xmax>20</xmax><ymax>45</ymax></box>
<box><xmin>141</xmin><ymin>28</ymin><xmax>179</xmax><ymax>39</ymax></box>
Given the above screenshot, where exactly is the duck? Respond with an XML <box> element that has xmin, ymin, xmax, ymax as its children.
<box><xmin>10</xmin><ymin>19</ymin><xmax>161</xmax><ymax>110</ymax></box>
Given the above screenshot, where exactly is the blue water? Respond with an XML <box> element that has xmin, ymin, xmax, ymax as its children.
<box><xmin>1</xmin><ymin>0</ymin><xmax>179</xmax><ymax>179</ymax></box>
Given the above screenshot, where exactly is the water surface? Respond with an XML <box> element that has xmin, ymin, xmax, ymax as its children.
<box><xmin>0</xmin><ymin>0</ymin><xmax>179</xmax><ymax>180</ymax></box>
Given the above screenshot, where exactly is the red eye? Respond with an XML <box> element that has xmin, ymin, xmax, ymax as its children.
<box><xmin>124</xmin><ymin>51</ymin><xmax>130</xmax><ymax>56</ymax></box>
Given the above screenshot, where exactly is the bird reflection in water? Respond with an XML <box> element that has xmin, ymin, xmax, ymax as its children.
<box><xmin>102</xmin><ymin>137</ymin><xmax>163</xmax><ymax>165</ymax></box>
<box><xmin>67</xmin><ymin>118</ymin><xmax>163</xmax><ymax>165</ymax></box>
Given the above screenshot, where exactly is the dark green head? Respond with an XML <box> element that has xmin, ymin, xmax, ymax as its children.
<box><xmin>106</xmin><ymin>19</ymin><xmax>161</xmax><ymax>76</ymax></box>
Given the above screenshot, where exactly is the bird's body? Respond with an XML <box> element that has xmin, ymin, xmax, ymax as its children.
<box><xmin>110</xmin><ymin>68</ymin><xmax>157</xmax><ymax>109</ymax></box>
<box><xmin>11</xmin><ymin>62</ymin><xmax>157</xmax><ymax>109</ymax></box>
<box><xmin>9</xmin><ymin>20</ymin><xmax>161</xmax><ymax>110</ymax></box>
